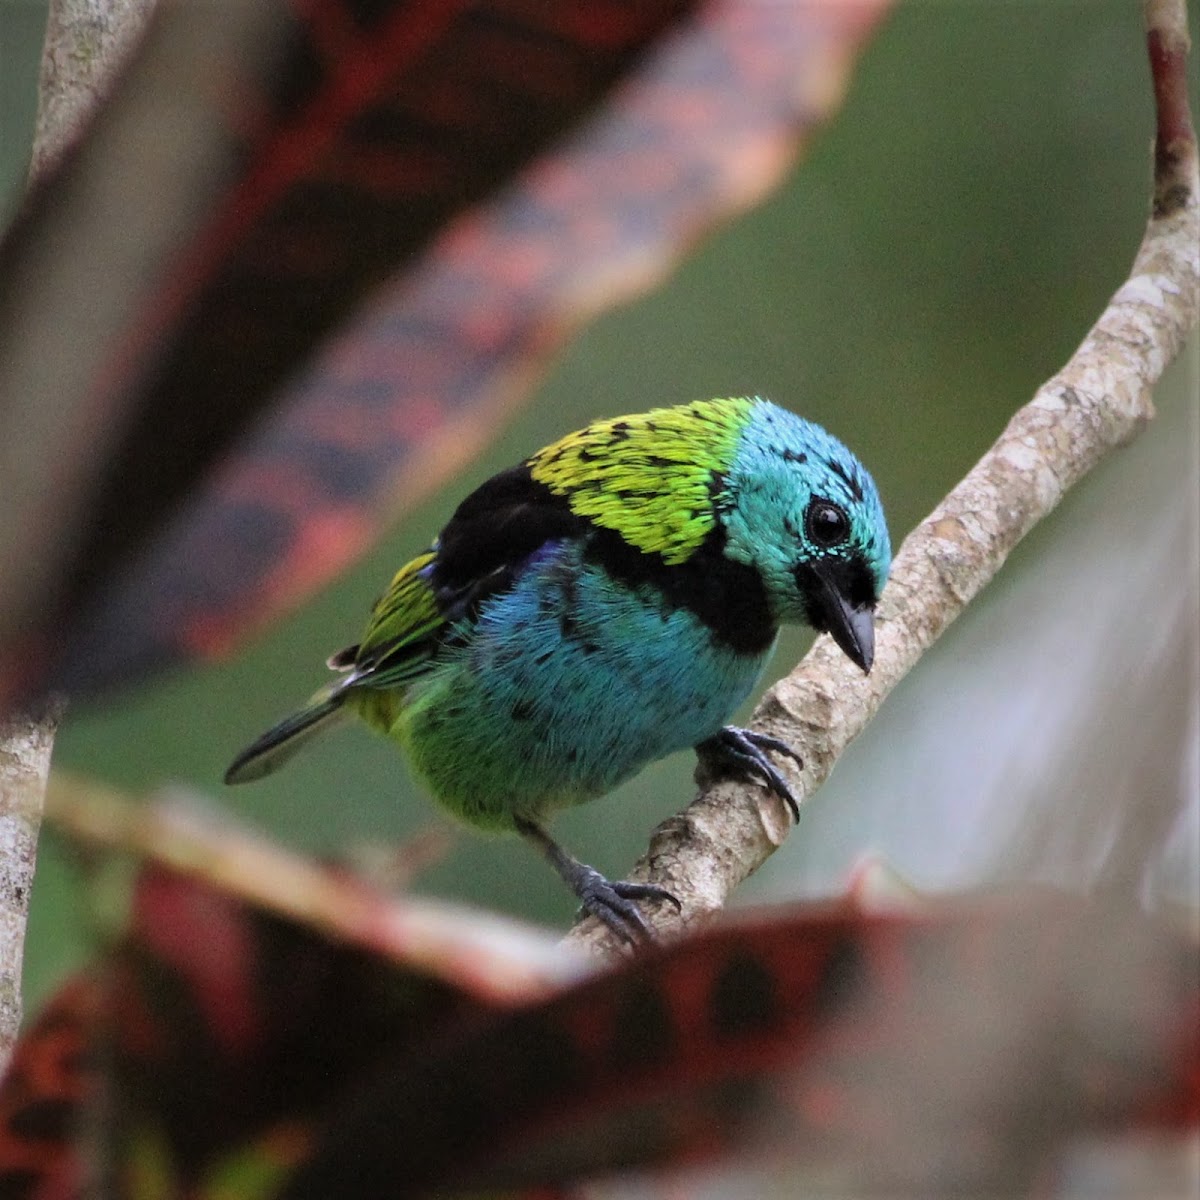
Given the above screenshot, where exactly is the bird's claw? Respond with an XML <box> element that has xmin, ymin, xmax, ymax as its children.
<box><xmin>697</xmin><ymin>726</ymin><xmax>803</xmax><ymax>823</ymax></box>
<box><xmin>574</xmin><ymin>868</ymin><xmax>681</xmax><ymax>946</ymax></box>
<box><xmin>515</xmin><ymin>816</ymin><xmax>681</xmax><ymax>946</ymax></box>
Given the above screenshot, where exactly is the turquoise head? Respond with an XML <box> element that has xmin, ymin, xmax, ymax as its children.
<box><xmin>718</xmin><ymin>399</ymin><xmax>891</xmax><ymax>671</ymax></box>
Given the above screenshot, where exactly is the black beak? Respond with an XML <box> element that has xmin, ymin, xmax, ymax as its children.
<box><xmin>807</xmin><ymin>561</ymin><xmax>876</xmax><ymax>674</ymax></box>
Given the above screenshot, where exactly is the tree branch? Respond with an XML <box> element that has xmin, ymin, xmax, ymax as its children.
<box><xmin>0</xmin><ymin>703</ymin><xmax>63</xmax><ymax>1068</ymax></box>
<box><xmin>29</xmin><ymin>0</ymin><xmax>157</xmax><ymax>183</ymax></box>
<box><xmin>0</xmin><ymin>0</ymin><xmax>158</xmax><ymax>1072</ymax></box>
<box><xmin>567</xmin><ymin>0</ymin><xmax>1199</xmax><ymax>956</ymax></box>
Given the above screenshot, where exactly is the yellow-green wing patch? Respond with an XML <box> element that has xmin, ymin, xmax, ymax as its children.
<box><xmin>356</xmin><ymin>550</ymin><xmax>444</xmax><ymax>670</ymax></box>
<box><xmin>527</xmin><ymin>397</ymin><xmax>754</xmax><ymax>564</ymax></box>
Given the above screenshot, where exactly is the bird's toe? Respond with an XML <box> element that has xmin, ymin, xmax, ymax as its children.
<box><xmin>575</xmin><ymin>869</ymin><xmax>680</xmax><ymax>944</ymax></box>
<box><xmin>697</xmin><ymin>726</ymin><xmax>803</xmax><ymax>823</ymax></box>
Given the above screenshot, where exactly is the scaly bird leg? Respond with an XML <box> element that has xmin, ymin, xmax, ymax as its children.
<box><xmin>696</xmin><ymin>726</ymin><xmax>803</xmax><ymax>823</ymax></box>
<box><xmin>514</xmin><ymin>816</ymin><xmax>681</xmax><ymax>945</ymax></box>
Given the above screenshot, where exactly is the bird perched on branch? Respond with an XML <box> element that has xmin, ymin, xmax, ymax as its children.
<box><xmin>226</xmin><ymin>397</ymin><xmax>890</xmax><ymax>942</ymax></box>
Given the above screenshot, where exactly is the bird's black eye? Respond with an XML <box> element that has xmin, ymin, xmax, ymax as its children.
<box><xmin>806</xmin><ymin>500</ymin><xmax>850</xmax><ymax>548</ymax></box>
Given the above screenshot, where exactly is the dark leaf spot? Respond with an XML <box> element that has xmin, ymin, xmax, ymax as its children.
<box><xmin>7</xmin><ymin>1098</ymin><xmax>74</xmax><ymax>1142</ymax></box>
<box><xmin>811</xmin><ymin>933</ymin><xmax>866</xmax><ymax>1023</ymax></box>
<box><xmin>609</xmin><ymin>978</ymin><xmax>675</xmax><ymax>1069</ymax></box>
<box><xmin>494</xmin><ymin>1013</ymin><xmax>583</xmax><ymax>1107</ymax></box>
<box><xmin>709</xmin><ymin>952</ymin><xmax>778</xmax><ymax>1037</ymax></box>
<box><xmin>0</xmin><ymin>1171</ymin><xmax>42</xmax><ymax>1199</ymax></box>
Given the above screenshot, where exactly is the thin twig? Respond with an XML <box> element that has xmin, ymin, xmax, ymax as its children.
<box><xmin>566</xmin><ymin>0</ymin><xmax>1199</xmax><ymax>956</ymax></box>
<box><xmin>44</xmin><ymin>775</ymin><xmax>582</xmax><ymax>1004</ymax></box>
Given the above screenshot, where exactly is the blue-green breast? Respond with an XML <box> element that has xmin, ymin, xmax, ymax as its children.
<box><xmin>387</xmin><ymin>539</ymin><xmax>774</xmax><ymax>830</ymax></box>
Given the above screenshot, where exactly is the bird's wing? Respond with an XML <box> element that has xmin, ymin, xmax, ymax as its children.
<box><xmin>348</xmin><ymin>466</ymin><xmax>584</xmax><ymax>688</ymax></box>
<box><xmin>342</xmin><ymin>550</ymin><xmax>446</xmax><ymax>688</ymax></box>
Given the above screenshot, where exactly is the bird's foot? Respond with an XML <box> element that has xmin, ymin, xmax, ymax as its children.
<box><xmin>570</xmin><ymin>866</ymin><xmax>682</xmax><ymax>946</ymax></box>
<box><xmin>515</xmin><ymin>816</ymin><xmax>680</xmax><ymax>946</ymax></box>
<box><xmin>696</xmin><ymin>726</ymin><xmax>803</xmax><ymax>823</ymax></box>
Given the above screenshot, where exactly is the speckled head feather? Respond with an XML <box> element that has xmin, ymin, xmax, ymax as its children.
<box><xmin>717</xmin><ymin>398</ymin><xmax>891</xmax><ymax>623</ymax></box>
<box><xmin>527</xmin><ymin>396</ymin><xmax>756</xmax><ymax>565</ymax></box>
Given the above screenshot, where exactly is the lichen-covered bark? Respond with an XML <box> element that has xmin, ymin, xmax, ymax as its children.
<box><xmin>568</xmin><ymin>0</ymin><xmax>1199</xmax><ymax>956</ymax></box>
<box><xmin>29</xmin><ymin>0</ymin><xmax>157</xmax><ymax>182</ymax></box>
<box><xmin>0</xmin><ymin>706</ymin><xmax>62</xmax><ymax>1065</ymax></box>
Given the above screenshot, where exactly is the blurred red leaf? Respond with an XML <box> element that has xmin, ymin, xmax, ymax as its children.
<box><xmin>0</xmin><ymin>0</ymin><xmax>699</xmax><ymax>703</ymax></box>
<box><xmin>286</xmin><ymin>895</ymin><xmax>1200</xmax><ymax>1197</ymax></box>
<box><xmin>0</xmin><ymin>848</ymin><xmax>572</xmax><ymax>1200</ymax></box>
<box><xmin>0</xmin><ymin>977</ymin><xmax>96</xmax><ymax>1200</ymax></box>
<box><xmin>1</xmin><ymin>845</ymin><xmax>1194</xmax><ymax>1198</ymax></box>
<box><xmin>0</xmin><ymin>0</ymin><xmax>892</xmax><ymax>705</ymax></box>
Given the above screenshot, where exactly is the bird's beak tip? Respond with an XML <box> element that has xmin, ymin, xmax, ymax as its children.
<box><xmin>822</xmin><ymin>587</ymin><xmax>875</xmax><ymax>675</ymax></box>
<box><xmin>841</xmin><ymin>610</ymin><xmax>874</xmax><ymax>675</ymax></box>
<box><xmin>802</xmin><ymin>560</ymin><xmax>878</xmax><ymax>676</ymax></box>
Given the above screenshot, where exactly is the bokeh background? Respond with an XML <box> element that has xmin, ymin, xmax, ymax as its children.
<box><xmin>3</xmin><ymin>0</ymin><xmax>1197</xmax><ymax>1010</ymax></box>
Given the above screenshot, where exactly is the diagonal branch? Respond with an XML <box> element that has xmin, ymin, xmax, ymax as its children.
<box><xmin>567</xmin><ymin>0</ymin><xmax>1199</xmax><ymax>955</ymax></box>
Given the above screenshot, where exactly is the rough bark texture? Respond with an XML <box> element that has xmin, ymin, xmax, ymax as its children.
<box><xmin>0</xmin><ymin>706</ymin><xmax>62</xmax><ymax>1066</ymax></box>
<box><xmin>29</xmin><ymin>0</ymin><xmax>157</xmax><ymax>183</ymax></box>
<box><xmin>567</xmin><ymin>0</ymin><xmax>1199</xmax><ymax>957</ymax></box>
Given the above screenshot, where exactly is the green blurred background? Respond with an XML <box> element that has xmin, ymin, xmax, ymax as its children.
<box><xmin>3</xmin><ymin>0</ymin><xmax>1197</xmax><ymax>1009</ymax></box>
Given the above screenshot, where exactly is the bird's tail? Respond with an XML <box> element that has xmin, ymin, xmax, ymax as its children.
<box><xmin>224</xmin><ymin>683</ymin><xmax>350</xmax><ymax>785</ymax></box>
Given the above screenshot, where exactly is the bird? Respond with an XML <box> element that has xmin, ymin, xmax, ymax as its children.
<box><xmin>225</xmin><ymin>396</ymin><xmax>891</xmax><ymax>942</ymax></box>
